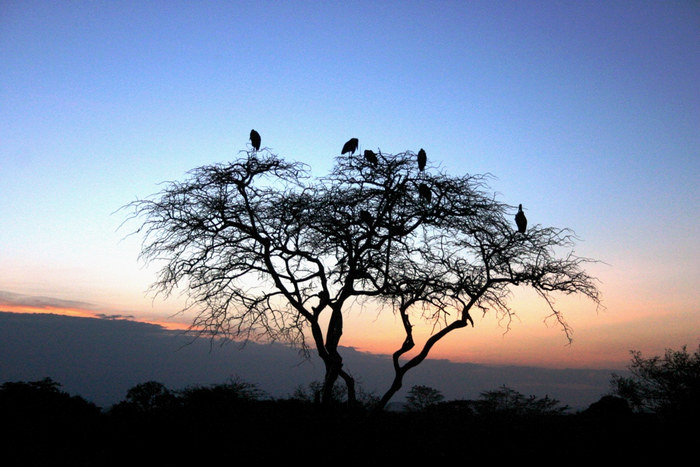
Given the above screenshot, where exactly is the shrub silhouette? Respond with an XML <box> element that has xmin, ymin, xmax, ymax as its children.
<box><xmin>405</xmin><ymin>384</ymin><xmax>445</xmax><ymax>411</ymax></box>
<box><xmin>474</xmin><ymin>384</ymin><xmax>570</xmax><ymax>416</ymax></box>
<box><xmin>583</xmin><ymin>395</ymin><xmax>632</xmax><ymax>416</ymax></box>
<box><xmin>611</xmin><ymin>344</ymin><xmax>700</xmax><ymax>416</ymax></box>
<box><xmin>0</xmin><ymin>378</ymin><xmax>101</xmax><ymax>465</ymax></box>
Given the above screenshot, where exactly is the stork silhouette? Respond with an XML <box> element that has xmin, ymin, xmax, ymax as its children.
<box><xmin>249</xmin><ymin>129</ymin><xmax>261</xmax><ymax>151</ymax></box>
<box><xmin>417</xmin><ymin>149</ymin><xmax>427</xmax><ymax>171</ymax></box>
<box><xmin>515</xmin><ymin>204</ymin><xmax>527</xmax><ymax>233</ymax></box>
<box><xmin>364</xmin><ymin>149</ymin><xmax>378</xmax><ymax>166</ymax></box>
<box><xmin>342</xmin><ymin>138</ymin><xmax>359</xmax><ymax>156</ymax></box>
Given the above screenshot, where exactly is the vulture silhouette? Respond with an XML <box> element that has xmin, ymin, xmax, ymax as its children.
<box><xmin>359</xmin><ymin>209</ymin><xmax>373</xmax><ymax>225</ymax></box>
<box><xmin>342</xmin><ymin>138</ymin><xmax>359</xmax><ymax>155</ymax></box>
<box><xmin>364</xmin><ymin>149</ymin><xmax>378</xmax><ymax>166</ymax></box>
<box><xmin>515</xmin><ymin>204</ymin><xmax>527</xmax><ymax>233</ymax></box>
<box><xmin>418</xmin><ymin>183</ymin><xmax>432</xmax><ymax>203</ymax></box>
<box><xmin>249</xmin><ymin>129</ymin><xmax>261</xmax><ymax>151</ymax></box>
<box><xmin>417</xmin><ymin>149</ymin><xmax>427</xmax><ymax>171</ymax></box>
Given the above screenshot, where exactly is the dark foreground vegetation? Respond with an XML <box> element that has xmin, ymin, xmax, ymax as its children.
<box><xmin>2</xmin><ymin>345</ymin><xmax>697</xmax><ymax>465</ymax></box>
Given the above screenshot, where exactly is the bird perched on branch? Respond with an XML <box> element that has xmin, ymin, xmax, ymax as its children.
<box><xmin>515</xmin><ymin>204</ymin><xmax>527</xmax><ymax>233</ymax></box>
<box><xmin>364</xmin><ymin>149</ymin><xmax>378</xmax><ymax>166</ymax></box>
<box><xmin>417</xmin><ymin>149</ymin><xmax>427</xmax><ymax>171</ymax></box>
<box><xmin>342</xmin><ymin>138</ymin><xmax>359</xmax><ymax>156</ymax></box>
<box><xmin>359</xmin><ymin>209</ymin><xmax>373</xmax><ymax>225</ymax></box>
<box><xmin>418</xmin><ymin>183</ymin><xmax>432</xmax><ymax>203</ymax></box>
<box><xmin>250</xmin><ymin>129</ymin><xmax>261</xmax><ymax>151</ymax></box>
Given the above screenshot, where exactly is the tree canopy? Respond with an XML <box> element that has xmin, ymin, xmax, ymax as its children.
<box><xmin>123</xmin><ymin>138</ymin><xmax>601</xmax><ymax>410</ymax></box>
<box><xmin>611</xmin><ymin>344</ymin><xmax>700</xmax><ymax>416</ymax></box>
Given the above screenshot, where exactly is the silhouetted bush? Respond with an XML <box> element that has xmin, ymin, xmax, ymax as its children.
<box><xmin>177</xmin><ymin>376</ymin><xmax>266</xmax><ymax>410</ymax></box>
<box><xmin>583</xmin><ymin>395</ymin><xmax>632</xmax><ymax>416</ymax></box>
<box><xmin>290</xmin><ymin>379</ymin><xmax>379</xmax><ymax>409</ymax></box>
<box><xmin>472</xmin><ymin>384</ymin><xmax>570</xmax><ymax>416</ymax></box>
<box><xmin>611</xmin><ymin>344</ymin><xmax>700</xmax><ymax>417</ymax></box>
<box><xmin>109</xmin><ymin>380</ymin><xmax>178</xmax><ymax>417</ymax></box>
<box><xmin>405</xmin><ymin>384</ymin><xmax>445</xmax><ymax>411</ymax></box>
<box><xmin>0</xmin><ymin>378</ymin><xmax>102</xmax><ymax>465</ymax></box>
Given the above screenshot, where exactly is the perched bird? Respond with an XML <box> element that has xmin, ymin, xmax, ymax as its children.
<box><xmin>250</xmin><ymin>129</ymin><xmax>261</xmax><ymax>151</ymax></box>
<box><xmin>417</xmin><ymin>149</ymin><xmax>427</xmax><ymax>171</ymax></box>
<box><xmin>515</xmin><ymin>204</ymin><xmax>527</xmax><ymax>233</ymax></box>
<box><xmin>418</xmin><ymin>183</ymin><xmax>432</xmax><ymax>203</ymax></box>
<box><xmin>364</xmin><ymin>149</ymin><xmax>378</xmax><ymax>166</ymax></box>
<box><xmin>342</xmin><ymin>138</ymin><xmax>359</xmax><ymax>156</ymax></box>
<box><xmin>359</xmin><ymin>209</ymin><xmax>373</xmax><ymax>225</ymax></box>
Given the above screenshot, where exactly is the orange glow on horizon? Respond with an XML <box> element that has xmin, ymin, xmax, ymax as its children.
<box><xmin>2</xmin><ymin>305</ymin><xmax>98</xmax><ymax>319</ymax></box>
<box><xmin>0</xmin><ymin>305</ymin><xmax>192</xmax><ymax>331</ymax></box>
<box><xmin>2</xmin><ymin>295</ymin><xmax>696</xmax><ymax>372</ymax></box>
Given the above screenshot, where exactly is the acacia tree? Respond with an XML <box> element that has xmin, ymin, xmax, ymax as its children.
<box><xmin>405</xmin><ymin>385</ymin><xmax>445</xmax><ymax>411</ymax></box>
<box><xmin>611</xmin><ymin>345</ymin><xmax>700</xmax><ymax>415</ymax></box>
<box><xmin>123</xmin><ymin>137</ymin><xmax>601</xmax><ymax>410</ymax></box>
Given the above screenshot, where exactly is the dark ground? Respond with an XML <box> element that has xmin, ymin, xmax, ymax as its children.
<box><xmin>1</xmin><ymin>387</ymin><xmax>695</xmax><ymax>466</ymax></box>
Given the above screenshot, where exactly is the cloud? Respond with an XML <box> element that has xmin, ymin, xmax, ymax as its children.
<box><xmin>95</xmin><ymin>313</ymin><xmax>136</xmax><ymax>320</ymax></box>
<box><xmin>0</xmin><ymin>289</ymin><xmax>99</xmax><ymax>311</ymax></box>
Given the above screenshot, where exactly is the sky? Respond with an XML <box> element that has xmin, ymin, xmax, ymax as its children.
<box><xmin>1</xmin><ymin>1</ymin><xmax>698</xmax><ymax>371</ymax></box>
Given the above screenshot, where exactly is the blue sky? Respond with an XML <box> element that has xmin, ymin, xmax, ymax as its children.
<box><xmin>1</xmin><ymin>1</ymin><xmax>698</xmax><ymax>368</ymax></box>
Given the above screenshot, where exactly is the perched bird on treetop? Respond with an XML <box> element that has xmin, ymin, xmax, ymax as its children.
<box><xmin>515</xmin><ymin>204</ymin><xmax>527</xmax><ymax>233</ymax></box>
<box><xmin>250</xmin><ymin>129</ymin><xmax>261</xmax><ymax>151</ymax></box>
<box><xmin>364</xmin><ymin>149</ymin><xmax>378</xmax><ymax>166</ymax></box>
<box><xmin>342</xmin><ymin>138</ymin><xmax>359</xmax><ymax>155</ymax></box>
<box><xmin>417</xmin><ymin>149</ymin><xmax>427</xmax><ymax>171</ymax></box>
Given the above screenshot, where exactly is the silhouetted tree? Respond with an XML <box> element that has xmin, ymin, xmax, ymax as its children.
<box><xmin>475</xmin><ymin>385</ymin><xmax>569</xmax><ymax>416</ymax></box>
<box><xmin>123</xmin><ymin>137</ymin><xmax>601</xmax><ymax>409</ymax></box>
<box><xmin>0</xmin><ymin>377</ymin><xmax>99</xmax><ymax>418</ymax></box>
<box><xmin>611</xmin><ymin>344</ymin><xmax>700</xmax><ymax>416</ymax></box>
<box><xmin>121</xmin><ymin>380</ymin><xmax>176</xmax><ymax>412</ymax></box>
<box><xmin>405</xmin><ymin>385</ymin><xmax>444</xmax><ymax>411</ymax></box>
<box><xmin>1</xmin><ymin>378</ymin><xmax>101</xmax><ymax>464</ymax></box>
<box><xmin>177</xmin><ymin>377</ymin><xmax>267</xmax><ymax>411</ymax></box>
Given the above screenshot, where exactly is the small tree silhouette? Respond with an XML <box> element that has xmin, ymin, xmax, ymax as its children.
<box><xmin>475</xmin><ymin>385</ymin><xmax>569</xmax><ymax>416</ymax></box>
<box><xmin>123</xmin><ymin>381</ymin><xmax>175</xmax><ymax>412</ymax></box>
<box><xmin>405</xmin><ymin>385</ymin><xmax>444</xmax><ymax>411</ymax></box>
<box><xmin>611</xmin><ymin>344</ymin><xmax>700</xmax><ymax>415</ymax></box>
<box><xmin>123</xmin><ymin>137</ymin><xmax>601</xmax><ymax>409</ymax></box>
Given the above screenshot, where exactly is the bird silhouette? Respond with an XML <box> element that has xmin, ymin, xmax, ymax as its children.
<box><xmin>364</xmin><ymin>149</ymin><xmax>378</xmax><ymax>166</ymax></box>
<box><xmin>515</xmin><ymin>204</ymin><xmax>527</xmax><ymax>233</ymax></box>
<box><xmin>417</xmin><ymin>149</ymin><xmax>427</xmax><ymax>171</ymax></box>
<box><xmin>418</xmin><ymin>183</ymin><xmax>432</xmax><ymax>203</ymax></box>
<box><xmin>359</xmin><ymin>209</ymin><xmax>373</xmax><ymax>225</ymax></box>
<box><xmin>250</xmin><ymin>129</ymin><xmax>261</xmax><ymax>151</ymax></box>
<box><xmin>342</xmin><ymin>138</ymin><xmax>359</xmax><ymax>156</ymax></box>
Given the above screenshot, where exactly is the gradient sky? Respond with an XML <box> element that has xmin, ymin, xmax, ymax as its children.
<box><xmin>1</xmin><ymin>1</ymin><xmax>698</xmax><ymax>370</ymax></box>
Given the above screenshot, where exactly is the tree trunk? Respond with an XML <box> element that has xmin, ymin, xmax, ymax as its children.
<box><xmin>320</xmin><ymin>305</ymin><xmax>358</xmax><ymax>406</ymax></box>
<box><xmin>375</xmin><ymin>369</ymin><xmax>406</xmax><ymax>412</ymax></box>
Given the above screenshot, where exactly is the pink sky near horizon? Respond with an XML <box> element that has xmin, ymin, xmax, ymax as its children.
<box><xmin>1</xmin><ymin>269</ymin><xmax>696</xmax><ymax>371</ymax></box>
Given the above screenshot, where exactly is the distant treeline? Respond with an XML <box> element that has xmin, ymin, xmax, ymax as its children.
<box><xmin>0</xmin><ymin>370</ymin><xmax>695</xmax><ymax>466</ymax></box>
